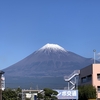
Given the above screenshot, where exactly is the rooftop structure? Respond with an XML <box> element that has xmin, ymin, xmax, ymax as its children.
<box><xmin>79</xmin><ymin>64</ymin><xmax>100</xmax><ymax>99</ymax></box>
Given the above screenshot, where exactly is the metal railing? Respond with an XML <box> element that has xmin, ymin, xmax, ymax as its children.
<box><xmin>64</xmin><ymin>70</ymin><xmax>80</xmax><ymax>81</ymax></box>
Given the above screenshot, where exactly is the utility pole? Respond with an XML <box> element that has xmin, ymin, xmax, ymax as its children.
<box><xmin>93</xmin><ymin>49</ymin><xmax>96</xmax><ymax>64</ymax></box>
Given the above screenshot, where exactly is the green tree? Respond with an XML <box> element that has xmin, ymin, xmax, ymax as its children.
<box><xmin>78</xmin><ymin>85</ymin><xmax>96</xmax><ymax>100</ymax></box>
<box><xmin>37</xmin><ymin>88</ymin><xmax>58</xmax><ymax>100</ymax></box>
<box><xmin>2</xmin><ymin>88</ymin><xmax>17</xmax><ymax>100</ymax></box>
<box><xmin>16</xmin><ymin>88</ymin><xmax>22</xmax><ymax>100</ymax></box>
<box><xmin>37</xmin><ymin>93</ymin><xmax>43</xmax><ymax>100</ymax></box>
<box><xmin>2</xmin><ymin>88</ymin><xmax>22</xmax><ymax>100</ymax></box>
<box><xmin>44</xmin><ymin>88</ymin><xmax>58</xmax><ymax>100</ymax></box>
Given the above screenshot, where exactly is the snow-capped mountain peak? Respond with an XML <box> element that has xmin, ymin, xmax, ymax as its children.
<box><xmin>39</xmin><ymin>43</ymin><xmax>67</xmax><ymax>52</ymax></box>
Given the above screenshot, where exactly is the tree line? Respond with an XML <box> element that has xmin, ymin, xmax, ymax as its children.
<box><xmin>2</xmin><ymin>85</ymin><xmax>97</xmax><ymax>100</ymax></box>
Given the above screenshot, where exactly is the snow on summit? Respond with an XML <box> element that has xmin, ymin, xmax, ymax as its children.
<box><xmin>39</xmin><ymin>43</ymin><xmax>67</xmax><ymax>52</ymax></box>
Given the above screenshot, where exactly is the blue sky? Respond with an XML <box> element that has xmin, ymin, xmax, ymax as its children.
<box><xmin>0</xmin><ymin>0</ymin><xmax>100</xmax><ymax>69</ymax></box>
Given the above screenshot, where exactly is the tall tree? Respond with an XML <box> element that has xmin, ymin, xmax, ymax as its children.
<box><xmin>78</xmin><ymin>85</ymin><xmax>96</xmax><ymax>100</ymax></box>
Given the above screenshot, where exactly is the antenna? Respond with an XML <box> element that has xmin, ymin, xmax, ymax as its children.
<box><xmin>93</xmin><ymin>49</ymin><xmax>96</xmax><ymax>64</ymax></box>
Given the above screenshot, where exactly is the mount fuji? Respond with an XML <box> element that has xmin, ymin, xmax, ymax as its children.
<box><xmin>4</xmin><ymin>43</ymin><xmax>94</xmax><ymax>77</ymax></box>
<box><xmin>3</xmin><ymin>43</ymin><xmax>95</xmax><ymax>88</ymax></box>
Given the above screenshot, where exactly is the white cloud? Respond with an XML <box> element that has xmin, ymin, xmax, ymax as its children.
<box><xmin>97</xmin><ymin>53</ymin><xmax>100</xmax><ymax>56</ymax></box>
<box><xmin>97</xmin><ymin>53</ymin><xmax>100</xmax><ymax>60</ymax></box>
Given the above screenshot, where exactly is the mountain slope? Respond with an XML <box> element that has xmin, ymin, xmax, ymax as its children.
<box><xmin>3</xmin><ymin>43</ymin><xmax>94</xmax><ymax>77</ymax></box>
